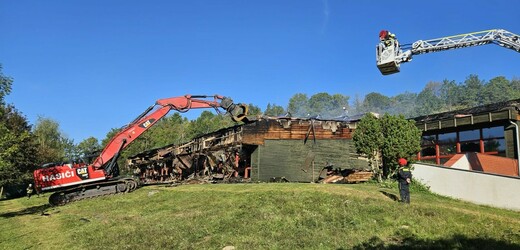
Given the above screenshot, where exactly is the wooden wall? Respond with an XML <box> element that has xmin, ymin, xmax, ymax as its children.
<box><xmin>242</xmin><ymin>119</ymin><xmax>353</xmax><ymax>145</ymax></box>
<box><xmin>250</xmin><ymin>139</ymin><xmax>369</xmax><ymax>182</ymax></box>
<box><xmin>506</xmin><ymin>122</ymin><xmax>518</xmax><ymax>159</ymax></box>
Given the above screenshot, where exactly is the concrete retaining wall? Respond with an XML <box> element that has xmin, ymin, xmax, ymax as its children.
<box><xmin>413</xmin><ymin>163</ymin><xmax>520</xmax><ymax>211</ymax></box>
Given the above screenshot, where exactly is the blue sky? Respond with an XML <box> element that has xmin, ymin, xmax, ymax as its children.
<box><xmin>1</xmin><ymin>0</ymin><xmax>519</xmax><ymax>143</ymax></box>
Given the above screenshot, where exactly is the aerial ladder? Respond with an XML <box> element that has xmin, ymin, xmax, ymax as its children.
<box><xmin>376</xmin><ymin>29</ymin><xmax>520</xmax><ymax>75</ymax></box>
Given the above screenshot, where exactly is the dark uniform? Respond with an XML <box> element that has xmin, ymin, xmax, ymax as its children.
<box><xmin>397</xmin><ymin>158</ymin><xmax>412</xmax><ymax>204</ymax></box>
<box><xmin>26</xmin><ymin>184</ymin><xmax>33</xmax><ymax>199</ymax></box>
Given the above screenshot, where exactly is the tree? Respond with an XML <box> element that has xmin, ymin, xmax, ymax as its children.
<box><xmin>362</xmin><ymin>92</ymin><xmax>391</xmax><ymax>114</ymax></box>
<box><xmin>264</xmin><ymin>103</ymin><xmax>285</xmax><ymax>116</ymax></box>
<box><xmin>77</xmin><ymin>137</ymin><xmax>101</xmax><ymax>157</ymax></box>
<box><xmin>352</xmin><ymin>94</ymin><xmax>364</xmax><ymax>114</ymax></box>
<box><xmin>0</xmin><ymin>64</ymin><xmax>12</xmax><ymax>104</ymax></box>
<box><xmin>0</xmin><ymin>65</ymin><xmax>38</xmax><ymax>193</ymax></box>
<box><xmin>0</xmin><ymin>105</ymin><xmax>38</xmax><ymax>188</ymax></box>
<box><xmin>352</xmin><ymin>113</ymin><xmax>384</xmax><ymax>181</ymax></box>
<box><xmin>510</xmin><ymin>77</ymin><xmax>520</xmax><ymax>98</ymax></box>
<box><xmin>415</xmin><ymin>81</ymin><xmax>444</xmax><ymax>116</ymax></box>
<box><xmin>481</xmin><ymin>76</ymin><xmax>514</xmax><ymax>104</ymax></box>
<box><xmin>286</xmin><ymin>93</ymin><xmax>350</xmax><ymax>118</ymax></box>
<box><xmin>460</xmin><ymin>74</ymin><xmax>484</xmax><ymax>107</ymax></box>
<box><xmin>439</xmin><ymin>79</ymin><xmax>461</xmax><ymax>112</ymax></box>
<box><xmin>308</xmin><ymin>93</ymin><xmax>349</xmax><ymax>118</ymax></box>
<box><xmin>388</xmin><ymin>92</ymin><xmax>417</xmax><ymax>117</ymax></box>
<box><xmin>380</xmin><ymin>114</ymin><xmax>422</xmax><ymax>178</ymax></box>
<box><xmin>246</xmin><ymin>103</ymin><xmax>262</xmax><ymax>116</ymax></box>
<box><xmin>0</xmin><ymin>123</ymin><xmax>26</xmax><ymax>187</ymax></box>
<box><xmin>62</xmin><ymin>137</ymin><xmax>79</xmax><ymax>161</ymax></box>
<box><xmin>146</xmin><ymin>113</ymin><xmax>189</xmax><ymax>147</ymax></box>
<box><xmin>188</xmin><ymin>111</ymin><xmax>235</xmax><ymax>138</ymax></box>
<box><xmin>353</xmin><ymin>113</ymin><xmax>421</xmax><ymax>180</ymax></box>
<box><xmin>33</xmin><ymin>116</ymin><xmax>71</xmax><ymax>164</ymax></box>
<box><xmin>287</xmin><ymin>93</ymin><xmax>309</xmax><ymax>117</ymax></box>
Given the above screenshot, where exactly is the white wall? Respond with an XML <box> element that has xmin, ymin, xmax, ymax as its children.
<box><xmin>413</xmin><ymin>163</ymin><xmax>520</xmax><ymax>211</ymax></box>
<box><xmin>449</xmin><ymin>155</ymin><xmax>471</xmax><ymax>170</ymax></box>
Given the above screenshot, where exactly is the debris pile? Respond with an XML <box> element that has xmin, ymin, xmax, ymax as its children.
<box><xmin>131</xmin><ymin>148</ymin><xmax>252</xmax><ymax>185</ymax></box>
<box><xmin>319</xmin><ymin>167</ymin><xmax>373</xmax><ymax>184</ymax></box>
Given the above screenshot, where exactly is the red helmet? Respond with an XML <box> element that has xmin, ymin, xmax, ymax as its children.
<box><xmin>379</xmin><ymin>30</ymin><xmax>388</xmax><ymax>39</ymax></box>
<box><xmin>398</xmin><ymin>158</ymin><xmax>408</xmax><ymax>166</ymax></box>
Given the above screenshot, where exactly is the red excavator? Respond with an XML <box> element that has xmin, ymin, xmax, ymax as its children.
<box><xmin>33</xmin><ymin>95</ymin><xmax>248</xmax><ymax>205</ymax></box>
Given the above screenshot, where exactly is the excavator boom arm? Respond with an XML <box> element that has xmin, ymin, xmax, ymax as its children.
<box><xmin>92</xmin><ymin>95</ymin><xmax>248</xmax><ymax>172</ymax></box>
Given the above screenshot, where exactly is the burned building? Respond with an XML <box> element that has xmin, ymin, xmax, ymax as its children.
<box><xmin>127</xmin><ymin>117</ymin><xmax>372</xmax><ymax>183</ymax></box>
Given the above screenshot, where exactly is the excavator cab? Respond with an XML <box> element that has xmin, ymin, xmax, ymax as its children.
<box><xmin>376</xmin><ymin>39</ymin><xmax>401</xmax><ymax>75</ymax></box>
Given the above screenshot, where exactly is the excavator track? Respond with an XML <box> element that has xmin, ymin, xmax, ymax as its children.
<box><xmin>48</xmin><ymin>178</ymin><xmax>139</xmax><ymax>206</ymax></box>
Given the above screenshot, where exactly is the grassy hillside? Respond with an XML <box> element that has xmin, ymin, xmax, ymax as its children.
<box><xmin>1</xmin><ymin>183</ymin><xmax>519</xmax><ymax>249</ymax></box>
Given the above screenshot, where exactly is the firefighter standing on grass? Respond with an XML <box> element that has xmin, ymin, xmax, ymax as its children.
<box><xmin>397</xmin><ymin>158</ymin><xmax>412</xmax><ymax>204</ymax></box>
<box><xmin>26</xmin><ymin>184</ymin><xmax>33</xmax><ymax>199</ymax></box>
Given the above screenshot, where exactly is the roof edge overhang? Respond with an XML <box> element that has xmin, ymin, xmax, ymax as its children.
<box><xmin>416</xmin><ymin>107</ymin><xmax>519</xmax><ymax>132</ymax></box>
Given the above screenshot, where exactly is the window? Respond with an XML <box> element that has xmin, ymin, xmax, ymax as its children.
<box><xmin>418</xmin><ymin>125</ymin><xmax>507</xmax><ymax>164</ymax></box>
<box><xmin>459</xmin><ymin>129</ymin><xmax>480</xmax><ymax>141</ymax></box>
<box><xmin>422</xmin><ymin>135</ymin><xmax>436</xmax><ymax>146</ymax></box>
<box><xmin>483</xmin><ymin>126</ymin><xmax>504</xmax><ymax>139</ymax></box>
<box><xmin>459</xmin><ymin>129</ymin><xmax>482</xmax><ymax>153</ymax></box>
<box><xmin>484</xmin><ymin>138</ymin><xmax>506</xmax><ymax>156</ymax></box>
<box><xmin>421</xmin><ymin>146</ymin><xmax>436</xmax><ymax>157</ymax></box>
<box><xmin>438</xmin><ymin>132</ymin><xmax>456</xmax><ymax>144</ymax></box>
<box><xmin>460</xmin><ymin>141</ymin><xmax>480</xmax><ymax>152</ymax></box>
<box><xmin>439</xmin><ymin>144</ymin><xmax>456</xmax><ymax>155</ymax></box>
<box><xmin>482</xmin><ymin>126</ymin><xmax>506</xmax><ymax>156</ymax></box>
<box><xmin>438</xmin><ymin>132</ymin><xmax>456</xmax><ymax>157</ymax></box>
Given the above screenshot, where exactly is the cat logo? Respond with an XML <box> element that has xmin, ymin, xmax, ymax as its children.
<box><xmin>139</xmin><ymin>118</ymin><xmax>156</xmax><ymax>129</ymax></box>
<box><xmin>77</xmin><ymin>167</ymin><xmax>88</xmax><ymax>175</ymax></box>
<box><xmin>76</xmin><ymin>167</ymin><xmax>90</xmax><ymax>180</ymax></box>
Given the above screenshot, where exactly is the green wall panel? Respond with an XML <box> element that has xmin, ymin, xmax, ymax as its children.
<box><xmin>250</xmin><ymin>139</ymin><xmax>369</xmax><ymax>182</ymax></box>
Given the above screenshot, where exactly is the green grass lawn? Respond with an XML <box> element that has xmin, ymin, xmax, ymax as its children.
<box><xmin>1</xmin><ymin>182</ymin><xmax>519</xmax><ymax>249</ymax></box>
